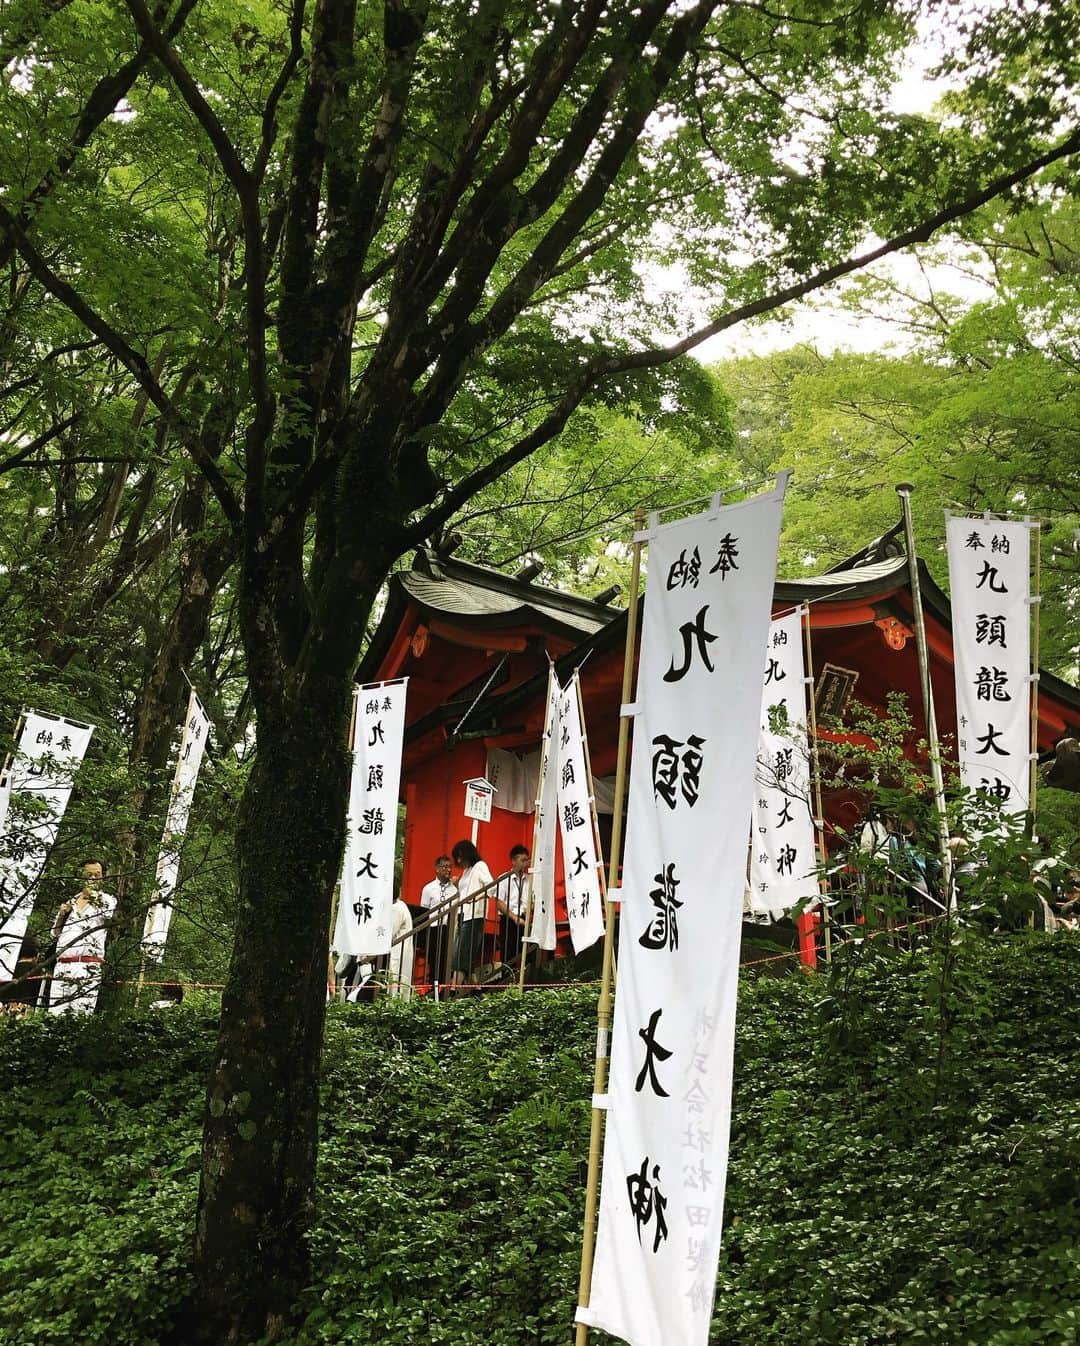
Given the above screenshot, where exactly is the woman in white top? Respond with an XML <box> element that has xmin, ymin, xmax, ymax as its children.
<box><xmin>450</xmin><ymin>839</ymin><xmax>494</xmax><ymax>986</ymax></box>
<box><xmin>48</xmin><ymin>858</ymin><xmax>116</xmax><ymax>1014</ymax></box>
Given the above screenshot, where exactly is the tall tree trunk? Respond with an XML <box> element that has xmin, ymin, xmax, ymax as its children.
<box><xmin>97</xmin><ymin>529</ymin><xmax>236</xmax><ymax>1011</ymax></box>
<box><xmin>185</xmin><ymin>671</ymin><xmax>353</xmax><ymax>1343</ymax></box>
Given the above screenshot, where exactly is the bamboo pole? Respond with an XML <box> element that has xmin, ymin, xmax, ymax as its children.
<box><xmin>519</xmin><ymin>666</ymin><xmax>557</xmax><ymax>992</ymax></box>
<box><xmin>800</xmin><ymin>606</ymin><xmax>832</xmax><ymax>963</ymax></box>
<box><xmin>1028</xmin><ymin>519</ymin><xmax>1042</xmax><ymax>829</ymax></box>
<box><xmin>574</xmin><ymin>507</ymin><xmax>645</xmax><ymax>1346</ymax></box>
<box><xmin>896</xmin><ymin>485</ymin><xmax>953</xmax><ymax>901</ymax></box>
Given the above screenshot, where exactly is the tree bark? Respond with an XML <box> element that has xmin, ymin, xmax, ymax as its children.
<box><xmin>184</xmin><ymin>669</ymin><xmax>353</xmax><ymax>1343</ymax></box>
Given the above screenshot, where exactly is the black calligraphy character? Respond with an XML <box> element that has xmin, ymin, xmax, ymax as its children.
<box><xmin>58</xmin><ymin>735</ymin><xmax>72</xmax><ymax>752</ymax></box>
<box><xmin>776</xmin><ymin>844</ymin><xmax>797</xmax><ymax>877</ymax></box>
<box><xmin>572</xmin><ymin>845</ymin><xmax>589</xmax><ymax>876</ymax></box>
<box><xmin>352</xmin><ymin>897</ymin><xmax>373</xmax><ymax>921</ymax></box>
<box><xmin>974</xmin><ymin>667</ymin><xmax>1011</xmax><ymax>702</ymax></box>
<box><xmin>664</xmin><ymin>606</ymin><xmax>718</xmax><ymax>683</ymax></box>
<box><xmin>974</xmin><ymin>723</ymin><xmax>1009</xmax><ymax>757</ymax></box>
<box><xmin>560</xmin><ymin>720</ymin><xmax>570</xmax><ymax>748</ymax></box>
<box><xmin>358</xmin><ymin>807</ymin><xmax>385</xmax><ymax>835</ymax></box>
<box><xmin>368</xmin><ymin>720</ymin><xmax>385</xmax><ymax>747</ymax></box>
<box><xmin>183</xmin><ymin>743</ymin><xmax>192</xmax><ymax>761</ymax></box>
<box><xmin>580</xmin><ymin>891</ymin><xmax>590</xmax><ymax>919</ymax></box>
<box><xmin>666</xmin><ymin>547</ymin><xmax>701</xmax><ymax>590</ymax></box>
<box><xmin>365</xmin><ymin>699</ymin><xmax>379</xmax><ymax>715</ymax></box>
<box><xmin>772</xmin><ymin>628</ymin><xmax>788</xmax><ymax>647</ymax></box>
<box><xmin>634</xmin><ymin>1008</ymin><xmax>673</xmax><ymax>1097</ymax></box>
<box><xmin>777</xmin><ymin>798</ymin><xmax>793</xmax><ymax>828</ymax></box>
<box><xmin>991</xmin><ymin>533</ymin><xmax>1010</xmax><ymax>555</ymax></box>
<box><xmin>774</xmin><ymin>746</ymin><xmax>794</xmax><ymax>784</ymax></box>
<box><xmin>681</xmin><ymin>735</ymin><xmax>705</xmax><ymax>806</ymax></box>
<box><xmin>709</xmin><ymin>533</ymin><xmax>740</xmax><ymax>579</ymax></box>
<box><xmin>356</xmin><ymin>852</ymin><xmax>379</xmax><ymax>879</ymax></box>
<box><xmin>964</xmin><ymin>531</ymin><xmax>984</xmax><ymax>550</ymax></box>
<box><xmin>35</xmin><ymin>731</ymin><xmax>52</xmax><ymax>746</ymax></box>
<box><xmin>382</xmin><ymin>696</ymin><xmax>393</xmax><ymax>710</ymax></box>
<box><xmin>979</xmin><ymin>776</ymin><xmax>1012</xmax><ymax>802</ymax></box>
<box><xmin>974</xmin><ymin>561</ymin><xmax>1008</xmax><ymax>594</ymax></box>
<box><xmin>651</xmin><ymin>735</ymin><xmax>681</xmax><ymax>809</ymax></box>
<box><xmin>626</xmin><ymin>1158</ymin><xmax>669</xmax><ymax>1253</ymax></box>
<box><xmin>367</xmin><ymin>764</ymin><xmax>384</xmax><ymax>790</ymax></box>
<box><xmin>975</xmin><ymin>613</ymin><xmax>1007</xmax><ymax>648</ymax></box>
<box><xmin>639</xmin><ymin>863</ymin><xmax>682</xmax><ymax>952</ymax></box>
<box><xmin>561</xmin><ymin>760</ymin><xmax>576</xmax><ymax>790</ymax></box>
<box><xmin>563</xmin><ymin>801</ymin><xmax>585</xmax><ymax>830</ymax></box>
<box><xmin>764</xmin><ymin>657</ymin><xmax>786</xmax><ymax>686</ymax></box>
<box><xmin>757</xmin><ymin>851</ymin><xmax>768</xmax><ymax>866</ymax></box>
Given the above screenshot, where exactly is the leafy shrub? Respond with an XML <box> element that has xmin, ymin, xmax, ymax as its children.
<box><xmin>0</xmin><ymin>937</ymin><xmax>1078</xmax><ymax>1345</ymax></box>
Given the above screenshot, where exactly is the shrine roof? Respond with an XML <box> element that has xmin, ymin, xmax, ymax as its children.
<box><xmin>357</xmin><ymin>547</ymin><xmax>618</xmax><ymax>681</ymax></box>
<box><xmin>399</xmin><ymin>553</ymin><xmax>613</xmax><ymax>634</ymax></box>
<box><xmin>774</xmin><ymin>553</ymin><xmax>909</xmax><ymax>602</ymax></box>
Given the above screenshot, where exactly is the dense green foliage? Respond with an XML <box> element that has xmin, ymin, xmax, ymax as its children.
<box><xmin>2</xmin><ymin>937</ymin><xmax>1078</xmax><ymax>1345</ymax></box>
<box><xmin>718</xmin><ymin>193</ymin><xmax>1080</xmax><ymax>679</ymax></box>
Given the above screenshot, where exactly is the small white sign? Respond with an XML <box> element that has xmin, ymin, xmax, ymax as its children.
<box><xmin>463</xmin><ymin>778</ymin><xmax>495</xmax><ymax>823</ymax></box>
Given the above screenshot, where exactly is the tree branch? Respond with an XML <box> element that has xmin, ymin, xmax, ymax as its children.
<box><xmin>398</xmin><ymin>379</ymin><xmax>594</xmax><ymax>548</ymax></box>
<box><xmin>0</xmin><ymin>0</ymin><xmax>199</xmax><ymax>270</ymax></box>
<box><xmin>0</xmin><ymin>413</ymin><xmax>81</xmax><ymax>473</ymax></box>
<box><xmin>0</xmin><ymin>202</ymin><xmax>244</xmax><ymax>528</ymax></box>
<box><xmin>598</xmin><ymin>125</ymin><xmax>1080</xmax><ymax>377</ymax></box>
<box><xmin>122</xmin><ymin>0</ymin><xmax>273</xmax><ymax>524</ymax></box>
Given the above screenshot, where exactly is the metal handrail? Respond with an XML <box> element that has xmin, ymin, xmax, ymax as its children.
<box><xmin>391</xmin><ymin>869</ymin><xmax>518</xmax><ymax>946</ymax></box>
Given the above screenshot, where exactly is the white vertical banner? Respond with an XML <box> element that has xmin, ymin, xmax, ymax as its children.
<box><xmin>143</xmin><ymin>691</ymin><xmax>211</xmax><ymax>955</ymax></box>
<box><xmin>946</xmin><ymin>516</ymin><xmax>1032</xmax><ymax>815</ymax></box>
<box><xmin>579</xmin><ymin>478</ymin><xmax>787</xmax><ymax>1346</ymax></box>
<box><xmin>0</xmin><ymin>711</ymin><xmax>95</xmax><ymax>977</ymax></box>
<box><xmin>555</xmin><ymin>672</ymin><xmax>605</xmax><ymax>953</ymax></box>
<box><xmin>525</xmin><ymin>672</ymin><xmax>559</xmax><ymax>951</ymax></box>
<box><xmin>333</xmin><ymin>679</ymin><xmax>408</xmax><ymax>957</ymax></box>
<box><xmin>749</xmin><ymin>610</ymin><xmax>819</xmax><ymax>918</ymax></box>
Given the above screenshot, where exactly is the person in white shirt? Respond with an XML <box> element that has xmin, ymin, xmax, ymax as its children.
<box><xmin>48</xmin><ymin>858</ymin><xmax>116</xmax><ymax>1015</ymax></box>
<box><xmin>387</xmin><ymin>898</ymin><xmax>415</xmax><ymax>998</ymax></box>
<box><xmin>418</xmin><ymin>854</ymin><xmax>456</xmax><ymax>984</ymax></box>
<box><xmin>494</xmin><ymin>844</ymin><xmax>530</xmax><ymax>967</ymax></box>
<box><xmin>450</xmin><ymin>839</ymin><xmax>494</xmax><ymax>986</ymax></box>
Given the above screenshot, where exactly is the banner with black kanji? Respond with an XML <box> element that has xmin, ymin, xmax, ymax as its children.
<box><xmin>144</xmin><ymin>690</ymin><xmax>211</xmax><ymax>956</ymax></box>
<box><xmin>749</xmin><ymin>609</ymin><xmax>819</xmax><ymax>918</ymax></box>
<box><xmin>578</xmin><ymin>479</ymin><xmax>786</xmax><ymax>1346</ymax></box>
<box><xmin>0</xmin><ymin>711</ymin><xmax>95</xmax><ymax>977</ymax></box>
<box><xmin>333</xmin><ymin>679</ymin><xmax>407</xmax><ymax>957</ymax></box>
<box><xmin>555</xmin><ymin>671</ymin><xmax>605</xmax><ymax>953</ymax></box>
<box><xmin>946</xmin><ymin>516</ymin><xmax>1032</xmax><ymax>816</ymax></box>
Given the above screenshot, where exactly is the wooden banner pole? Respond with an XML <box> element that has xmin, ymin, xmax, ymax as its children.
<box><xmin>896</xmin><ymin>484</ymin><xmax>953</xmax><ymax>902</ymax></box>
<box><xmin>1028</xmin><ymin>519</ymin><xmax>1042</xmax><ymax>830</ymax></box>
<box><xmin>574</xmin><ymin>507</ymin><xmax>645</xmax><ymax>1346</ymax></box>
<box><xmin>520</xmin><ymin>666</ymin><xmax>557</xmax><ymax>992</ymax></box>
<box><xmin>800</xmin><ymin>605</ymin><xmax>832</xmax><ymax>963</ymax></box>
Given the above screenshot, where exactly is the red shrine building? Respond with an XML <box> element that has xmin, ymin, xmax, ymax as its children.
<box><xmin>358</xmin><ymin>525</ymin><xmax>1080</xmax><ymax>965</ymax></box>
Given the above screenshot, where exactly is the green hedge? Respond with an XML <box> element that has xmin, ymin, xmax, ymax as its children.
<box><xmin>1</xmin><ymin>937</ymin><xmax>1078</xmax><ymax>1345</ymax></box>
